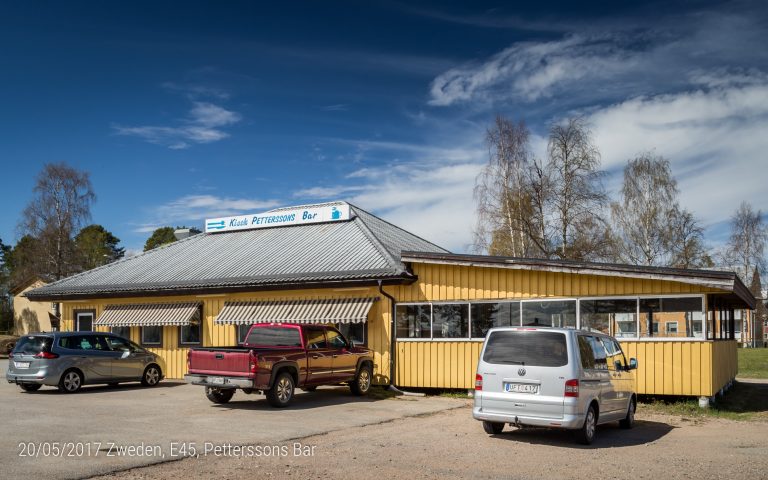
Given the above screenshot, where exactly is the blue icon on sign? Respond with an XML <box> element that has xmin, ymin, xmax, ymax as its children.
<box><xmin>207</xmin><ymin>220</ymin><xmax>225</xmax><ymax>230</ymax></box>
<box><xmin>331</xmin><ymin>207</ymin><xmax>340</xmax><ymax>220</ymax></box>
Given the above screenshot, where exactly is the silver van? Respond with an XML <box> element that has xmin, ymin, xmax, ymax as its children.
<box><xmin>473</xmin><ymin>327</ymin><xmax>637</xmax><ymax>444</ymax></box>
<box><xmin>6</xmin><ymin>332</ymin><xmax>166</xmax><ymax>393</ymax></box>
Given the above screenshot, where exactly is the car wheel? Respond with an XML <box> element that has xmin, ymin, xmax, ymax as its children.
<box><xmin>58</xmin><ymin>370</ymin><xmax>83</xmax><ymax>393</ymax></box>
<box><xmin>301</xmin><ymin>386</ymin><xmax>317</xmax><ymax>392</ymax></box>
<box><xmin>482</xmin><ymin>421</ymin><xmax>504</xmax><ymax>434</ymax></box>
<box><xmin>205</xmin><ymin>387</ymin><xmax>235</xmax><ymax>404</ymax></box>
<box><xmin>349</xmin><ymin>364</ymin><xmax>372</xmax><ymax>396</ymax></box>
<box><xmin>576</xmin><ymin>404</ymin><xmax>597</xmax><ymax>445</ymax></box>
<box><xmin>266</xmin><ymin>371</ymin><xmax>295</xmax><ymax>408</ymax></box>
<box><xmin>619</xmin><ymin>397</ymin><xmax>636</xmax><ymax>429</ymax></box>
<box><xmin>19</xmin><ymin>383</ymin><xmax>42</xmax><ymax>392</ymax></box>
<box><xmin>141</xmin><ymin>365</ymin><xmax>161</xmax><ymax>386</ymax></box>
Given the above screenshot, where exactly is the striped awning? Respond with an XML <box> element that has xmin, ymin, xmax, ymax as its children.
<box><xmin>215</xmin><ymin>297</ymin><xmax>378</xmax><ymax>325</ymax></box>
<box><xmin>94</xmin><ymin>302</ymin><xmax>201</xmax><ymax>327</ymax></box>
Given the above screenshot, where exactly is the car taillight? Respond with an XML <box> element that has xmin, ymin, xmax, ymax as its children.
<box><xmin>8</xmin><ymin>352</ymin><xmax>13</xmax><ymax>358</ymax></box>
<box><xmin>475</xmin><ymin>373</ymin><xmax>483</xmax><ymax>391</ymax></box>
<box><xmin>564</xmin><ymin>379</ymin><xmax>579</xmax><ymax>397</ymax></box>
<box><xmin>249</xmin><ymin>351</ymin><xmax>258</xmax><ymax>375</ymax></box>
<box><xmin>34</xmin><ymin>351</ymin><xmax>59</xmax><ymax>359</ymax></box>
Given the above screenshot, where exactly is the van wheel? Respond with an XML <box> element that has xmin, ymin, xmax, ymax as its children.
<box><xmin>206</xmin><ymin>387</ymin><xmax>235</xmax><ymax>404</ymax></box>
<box><xmin>482</xmin><ymin>421</ymin><xmax>504</xmax><ymax>434</ymax></box>
<box><xmin>19</xmin><ymin>384</ymin><xmax>42</xmax><ymax>392</ymax></box>
<box><xmin>349</xmin><ymin>364</ymin><xmax>372</xmax><ymax>396</ymax></box>
<box><xmin>58</xmin><ymin>369</ymin><xmax>83</xmax><ymax>393</ymax></box>
<box><xmin>267</xmin><ymin>372</ymin><xmax>294</xmax><ymax>408</ymax></box>
<box><xmin>576</xmin><ymin>405</ymin><xmax>597</xmax><ymax>445</ymax></box>
<box><xmin>619</xmin><ymin>398</ymin><xmax>636</xmax><ymax>429</ymax></box>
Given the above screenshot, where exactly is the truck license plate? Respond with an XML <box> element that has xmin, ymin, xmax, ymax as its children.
<box><xmin>504</xmin><ymin>383</ymin><xmax>538</xmax><ymax>394</ymax></box>
<box><xmin>210</xmin><ymin>376</ymin><xmax>225</xmax><ymax>385</ymax></box>
<box><xmin>14</xmin><ymin>362</ymin><xmax>30</xmax><ymax>369</ymax></box>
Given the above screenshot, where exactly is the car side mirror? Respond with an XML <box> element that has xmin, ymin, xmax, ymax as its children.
<box><xmin>121</xmin><ymin>351</ymin><xmax>131</xmax><ymax>359</ymax></box>
<box><xmin>628</xmin><ymin>358</ymin><xmax>638</xmax><ymax>370</ymax></box>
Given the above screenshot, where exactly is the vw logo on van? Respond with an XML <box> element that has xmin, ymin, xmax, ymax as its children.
<box><xmin>518</xmin><ymin>368</ymin><xmax>526</xmax><ymax>376</ymax></box>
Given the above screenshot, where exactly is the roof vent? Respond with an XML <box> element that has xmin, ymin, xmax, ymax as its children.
<box><xmin>174</xmin><ymin>228</ymin><xmax>192</xmax><ymax>240</ymax></box>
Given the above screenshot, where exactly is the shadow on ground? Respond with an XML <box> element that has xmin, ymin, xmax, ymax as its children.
<box><xmin>209</xmin><ymin>386</ymin><xmax>399</xmax><ymax>411</ymax></box>
<box><xmin>487</xmin><ymin>419</ymin><xmax>675</xmax><ymax>448</ymax></box>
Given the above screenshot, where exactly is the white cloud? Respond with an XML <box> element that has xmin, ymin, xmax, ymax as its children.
<box><xmin>587</xmin><ymin>80</ymin><xmax>768</xmax><ymax>237</ymax></box>
<box><xmin>134</xmin><ymin>195</ymin><xmax>279</xmax><ymax>232</ymax></box>
<box><xmin>114</xmin><ymin>99</ymin><xmax>241</xmax><ymax>149</ymax></box>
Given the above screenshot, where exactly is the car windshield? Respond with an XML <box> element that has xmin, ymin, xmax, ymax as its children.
<box><xmin>13</xmin><ymin>336</ymin><xmax>53</xmax><ymax>355</ymax></box>
<box><xmin>483</xmin><ymin>331</ymin><xmax>568</xmax><ymax>367</ymax></box>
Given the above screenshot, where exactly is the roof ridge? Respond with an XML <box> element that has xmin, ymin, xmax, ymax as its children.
<box><xmin>348</xmin><ymin>203</ymin><xmax>450</xmax><ymax>254</ymax></box>
<box><xmin>349</xmin><ymin>207</ymin><xmax>404</xmax><ymax>273</ymax></box>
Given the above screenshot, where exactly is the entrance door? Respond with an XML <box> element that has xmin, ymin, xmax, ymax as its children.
<box><xmin>75</xmin><ymin>312</ymin><xmax>94</xmax><ymax>331</ymax></box>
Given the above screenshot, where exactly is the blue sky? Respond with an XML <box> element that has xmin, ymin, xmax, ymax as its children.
<box><xmin>1</xmin><ymin>0</ymin><xmax>767</xmax><ymax>255</ymax></box>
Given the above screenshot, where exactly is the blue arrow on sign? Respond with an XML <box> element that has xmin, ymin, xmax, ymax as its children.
<box><xmin>207</xmin><ymin>220</ymin><xmax>226</xmax><ymax>230</ymax></box>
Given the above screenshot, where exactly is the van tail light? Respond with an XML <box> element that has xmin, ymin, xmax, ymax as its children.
<box><xmin>564</xmin><ymin>379</ymin><xmax>579</xmax><ymax>397</ymax></box>
<box><xmin>34</xmin><ymin>351</ymin><xmax>59</xmax><ymax>359</ymax></box>
<box><xmin>475</xmin><ymin>374</ymin><xmax>483</xmax><ymax>391</ymax></box>
<box><xmin>249</xmin><ymin>350</ymin><xmax>258</xmax><ymax>375</ymax></box>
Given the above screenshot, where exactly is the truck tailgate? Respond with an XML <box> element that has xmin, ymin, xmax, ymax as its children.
<box><xmin>189</xmin><ymin>349</ymin><xmax>251</xmax><ymax>376</ymax></box>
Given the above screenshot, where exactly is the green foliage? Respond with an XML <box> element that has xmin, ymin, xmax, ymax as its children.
<box><xmin>5</xmin><ymin>235</ymin><xmax>43</xmax><ymax>286</ymax></box>
<box><xmin>738</xmin><ymin>348</ymin><xmax>768</xmax><ymax>379</ymax></box>
<box><xmin>75</xmin><ymin>224</ymin><xmax>125</xmax><ymax>270</ymax></box>
<box><xmin>143</xmin><ymin>227</ymin><xmax>177</xmax><ymax>252</ymax></box>
<box><xmin>639</xmin><ymin>381</ymin><xmax>768</xmax><ymax>421</ymax></box>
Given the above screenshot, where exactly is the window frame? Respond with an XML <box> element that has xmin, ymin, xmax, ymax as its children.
<box><xmin>140</xmin><ymin>326</ymin><xmax>163</xmax><ymax>347</ymax></box>
<box><xmin>110</xmin><ymin>326</ymin><xmax>132</xmax><ymax>340</ymax></box>
<box><xmin>74</xmin><ymin>309</ymin><xmax>95</xmax><ymax>332</ymax></box>
<box><xmin>179</xmin><ymin>322</ymin><xmax>202</xmax><ymax>346</ymax></box>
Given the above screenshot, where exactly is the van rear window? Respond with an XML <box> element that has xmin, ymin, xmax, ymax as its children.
<box><xmin>13</xmin><ymin>336</ymin><xmax>52</xmax><ymax>355</ymax></box>
<box><xmin>245</xmin><ymin>327</ymin><xmax>302</xmax><ymax>347</ymax></box>
<box><xmin>483</xmin><ymin>331</ymin><xmax>568</xmax><ymax>367</ymax></box>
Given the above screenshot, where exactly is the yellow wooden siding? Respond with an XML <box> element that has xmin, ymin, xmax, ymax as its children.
<box><xmin>391</xmin><ymin>263</ymin><xmax>733</xmax><ymax>393</ymax></box>
<box><xmin>60</xmin><ymin>287</ymin><xmax>390</xmax><ymax>382</ymax></box>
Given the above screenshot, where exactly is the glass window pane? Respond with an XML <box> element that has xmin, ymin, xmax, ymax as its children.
<box><xmin>237</xmin><ymin>324</ymin><xmax>252</xmax><ymax>344</ymax></box>
<box><xmin>180</xmin><ymin>324</ymin><xmax>201</xmax><ymax>344</ymax></box>
<box><xmin>482</xmin><ymin>331</ymin><xmax>567</xmax><ymax>367</ymax></box>
<box><xmin>432</xmin><ymin>304</ymin><xmax>469</xmax><ymax>338</ymax></box>
<box><xmin>141</xmin><ymin>326</ymin><xmax>162</xmax><ymax>345</ymax></box>
<box><xmin>640</xmin><ymin>297</ymin><xmax>703</xmax><ymax>338</ymax></box>
<box><xmin>471</xmin><ymin>302</ymin><xmax>519</xmax><ymax>338</ymax></box>
<box><xmin>579</xmin><ymin>299</ymin><xmax>637</xmax><ymax>337</ymax></box>
<box><xmin>522</xmin><ymin>301</ymin><xmax>576</xmax><ymax>328</ymax></box>
<box><xmin>326</xmin><ymin>329</ymin><xmax>347</xmax><ymax>348</ymax></box>
<box><xmin>396</xmin><ymin>304</ymin><xmax>431</xmax><ymax>338</ymax></box>
<box><xmin>111</xmin><ymin>326</ymin><xmax>131</xmax><ymax>340</ymax></box>
<box><xmin>246</xmin><ymin>327</ymin><xmax>303</xmax><ymax>347</ymax></box>
<box><xmin>338</xmin><ymin>322</ymin><xmax>365</xmax><ymax>345</ymax></box>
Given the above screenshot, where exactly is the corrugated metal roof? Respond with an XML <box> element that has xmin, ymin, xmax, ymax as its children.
<box><xmin>94</xmin><ymin>302</ymin><xmax>201</xmax><ymax>327</ymax></box>
<box><xmin>27</xmin><ymin>202</ymin><xmax>448</xmax><ymax>300</ymax></box>
<box><xmin>215</xmin><ymin>297</ymin><xmax>377</xmax><ymax>325</ymax></box>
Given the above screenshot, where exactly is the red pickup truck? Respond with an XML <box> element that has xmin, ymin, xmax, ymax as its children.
<box><xmin>184</xmin><ymin>323</ymin><xmax>374</xmax><ymax>407</ymax></box>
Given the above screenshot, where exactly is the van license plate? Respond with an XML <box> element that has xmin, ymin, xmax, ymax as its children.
<box><xmin>504</xmin><ymin>383</ymin><xmax>538</xmax><ymax>394</ymax></box>
<box><xmin>14</xmin><ymin>362</ymin><xmax>30</xmax><ymax>369</ymax></box>
<box><xmin>210</xmin><ymin>377</ymin><xmax>225</xmax><ymax>385</ymax></box>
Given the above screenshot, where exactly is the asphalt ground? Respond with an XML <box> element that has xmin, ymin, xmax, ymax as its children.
<box><xmin>0</xmin><ymin>359</ymin><xmax>461</xmax><ymax>479</ymax></box>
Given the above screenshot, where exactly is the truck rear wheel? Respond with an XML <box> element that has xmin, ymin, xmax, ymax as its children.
<box><xmin>266</xmin><ymin>372</ymin><xmax>294</xmax><ymax>407</ymax></box>
<box><xmin>205</xmin><ymin>387</ymin><xmax>234</xmax><ymax>404</ymax></box>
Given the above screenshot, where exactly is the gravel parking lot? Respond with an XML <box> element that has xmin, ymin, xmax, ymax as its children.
<box><xmin>97</xmin><ymin>403</ymin><xmax>768</xmax><ymax>480</ymax></box>
<box><xmin>0</xmin><ymin>359</ymin><xmax>460</xmax><ymax>479</ymax></box>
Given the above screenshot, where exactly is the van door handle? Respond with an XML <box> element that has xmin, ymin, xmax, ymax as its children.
<box><xmin>311</xmin><ymin>355</ymin><xmax>320</xmax><ymax>359</ymax></box>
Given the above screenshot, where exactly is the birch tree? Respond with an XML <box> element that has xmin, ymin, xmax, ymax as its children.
<box><xmin>723</xmin><ymin>201</ymin><xmax>767</xmax><ymax>283</ymax></box>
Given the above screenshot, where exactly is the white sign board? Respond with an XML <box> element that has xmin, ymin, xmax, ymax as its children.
<box><xmin>205</xmin><ymin>204</ymin><xmax>351</xmax><ymax>233</ymax></box>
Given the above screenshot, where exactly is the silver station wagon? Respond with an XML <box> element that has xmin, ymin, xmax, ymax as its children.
<box><xmin>473</xmin><ymin>327</ymin><xmax>637</xmax><ymax>444</ymax></box>
<box><xmin>6</xmin><ymin>332</ymin><xmax>166</xmax><ymax>393</ymax></box>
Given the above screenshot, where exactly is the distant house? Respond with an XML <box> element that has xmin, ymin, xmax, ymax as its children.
<box><xmin>11</xmin><ymin>277</ymin><xmax>59</xmax><ymax>334</ymax></box>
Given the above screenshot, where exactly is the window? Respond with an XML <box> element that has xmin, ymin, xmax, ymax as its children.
<box><xmin>75</xmin><ymin>311</ymin><xmax>94</xmax><ymax>331</ymax></box>
<box><xmin>180</xmin><ymin>324</ymin><xmax>201</xmax><ymax>345</ymax></box>
<box><xmin>579</xmin><ymin>299</ymin><xmax>637</xmax><ymax>336</ymax></box>
<box><xmin>666</xmin><ymin>322</ymin><xmax>678</xmax><ymax>335</ymax></box>
<box><xmin>237</xmin><ymin>324</ymin><xmax>252</xmax><ymax>344</ymax></box>
<box><xmin>141</xmin><ymin>326</ymin><xmax>162</xmax><ymax>346</ymax></box>
<box><xmin>578</xmin><ymin>335</ymin><xmax>607</xmax><ymax>370</ymax></box>
<box><xmin>471</xmin><ymin>302</ymin><xmax>519</xmax><ymax>338</ymax></box>
<box><xmin>245</xmin><ymin>327</ymin><xmax>302</xmax><ymax>347</ymax></box>
<box><xmin>337</xmin><ymin>322</ymin><xmax>365</xmax><ymax>345</ymax></box>
<box><xmin>305</xmin><ymin>328</ymin><xmax>327</xmax><ymax>349</ymax></box>
<box><xmin>60</xmin><ymin>335</ymin><xmax>109</xmax><ymax>351</ymax></box>
<box><xmin>601</xmin><ymin>338</ymin><xmax>627</xmax><ymax>371</ymax></box>
<box><xmin>326</xmin><ymin>329</ymin><xmax>348</xmax><ymax>349</ymax></box>
<box><xmin>432</xmin><ymin>304</ymin><xmax>469</xmax><ymax>338</ymax></box>
<box><xmin>483</xmin><ymin>331</ymin><xmax>567</xmax><ymax>367</ymax></box>
<box><xmin>640</xmin><ymin>297</ymin><xmax>703</xmax><ymax>338</ymax></box>
<box><xmin>522</xmin><ymin>300</ymin><xmax>576</xmax><ymax>328</ymax></box>
<box><xmin>106</xmin><ymin>336</ymin><xmax>133</xmax><ymax>352</ymax></box>
<box><xmin>111</xmin><ymin>326</ymin><xmax>131</xmax><ymax>339</ymax></box>
<box><xmin>396</xmin><ymin>304</ymin><xmax>431</xmax><ymax>338</ymax></box>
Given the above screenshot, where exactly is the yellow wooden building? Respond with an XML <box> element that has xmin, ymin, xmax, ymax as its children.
<box><xmin>27</xmin><ymin>202</ymin><xmax>754</xmax><ymax>402</ymax></box>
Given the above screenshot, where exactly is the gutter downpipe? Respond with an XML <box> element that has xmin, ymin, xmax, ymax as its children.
<box><xmin>378</xmin><ymin>279</ymin><xmax>425</xmax><ymax>397</ymax></box>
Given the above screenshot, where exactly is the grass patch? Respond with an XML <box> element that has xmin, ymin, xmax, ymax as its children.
<box><xmin>738</xmin><ymin>348</ymin><xmax>768</xmax><ymax>379</ymax></box>
<box><xmin>639</xmin><ymin>381</ymin><xmax>768</xmax><ymax>422</ymax></box>
<box><xmin>366</xmin><ymin>386</ymin><xmax>399</xmax><ymax>400</ymax></box>
<box><xmin>436</xmin><ymin>390</ymin><xmax>472</xmax><ymax>399</ymax></box>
